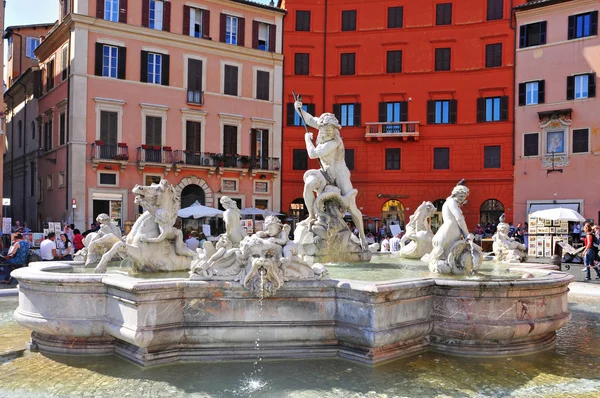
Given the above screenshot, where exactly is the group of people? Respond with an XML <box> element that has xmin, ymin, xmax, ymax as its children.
<box><xmin>184</xmin><ymin>231</ymin><xmax>208</xmax><ymax>251</ymax></box>
<box><xmin>474</xmin><ymin>222</ymin><xmax>529</xmax><ymax>243</ymax></box>
<box><xmin>380</xmin><ymin>233</ymin><xmax>405</xmax><ymax>253</ymax></box>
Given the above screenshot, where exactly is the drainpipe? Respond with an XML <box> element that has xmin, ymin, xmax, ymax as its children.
<box><xmin>65</xmin><ymin>30</ymin><xmax>72</xmax><ymax>224</ymax></box>
<box><xmin>511</xmin><ymin>0</ymin><xmax>516</xmax><ymax>167</ymax></box>
<box><xmin>17</xmin><ymin>81</ymin><xmax>27</xmax><ymax>225</ymax></box>
<box><xmin>322</xmin><ymin>0</ymin><xmax>328</xmax><ymax>114</ymax></box>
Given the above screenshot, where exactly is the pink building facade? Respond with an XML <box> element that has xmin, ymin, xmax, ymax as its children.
<box><xmin>514</xmin><ymin>0</ymin><xmax>600</xmax><ymax>223</ymax></box>
<box><xmin>35</xmin><ymin>0</ymin><xmax>284</xmax><ymax>230</ymax></box>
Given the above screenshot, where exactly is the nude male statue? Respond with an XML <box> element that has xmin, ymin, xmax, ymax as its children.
<box><xmin>294</xmin><ymin>99</ymin><xmax>367</xmax><ymax>248</ymax></box>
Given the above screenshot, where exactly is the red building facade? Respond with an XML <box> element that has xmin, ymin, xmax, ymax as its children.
<box><xmin>280</xmin><ymin>0</ymin><xmax>522</xmax><ymax>231</ymax></box>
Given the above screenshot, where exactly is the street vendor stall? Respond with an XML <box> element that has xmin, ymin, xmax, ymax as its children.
<box><xmin>528</xmin><ymin>207</ymin><xmax>585</xmax><ymax>258</ymax></box>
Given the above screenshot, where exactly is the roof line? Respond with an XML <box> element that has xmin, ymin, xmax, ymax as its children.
<box><xmin>513</xmin><ymin>0</ymin><xmax>575</xmax><ymax>12</ymax></box>
<box><xmin>228</xmin><ymin>0</ymin><xmax>286</xmax><ymax>13</ymax></box>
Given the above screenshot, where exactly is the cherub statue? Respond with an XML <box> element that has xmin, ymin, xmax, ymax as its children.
<box><xmin>220</xmin><ymin>196</ymin><xmax>247</xmax><ymax>246</ymax></box>
<box><xmin>84</xmin><ymin>213</ymin><xmax>123</xmax><ymax>266</ymax></box>
<box><xmin>492</xmin><ymin>214</ymin><xmax>526</xmax><ymax>263</ymax></box>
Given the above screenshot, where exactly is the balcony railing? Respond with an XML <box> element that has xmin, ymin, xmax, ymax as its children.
<box><xmin>174</xmin><ymin>151</ymin><xmax>281</xmax><ymax>171</ymax></box>
<box><xmin>137</xmin><ymin>146</ymin><xmax>174</xmax><ymax>164</ymax></box>
<box><xmin>90</xmin><ymin>142</ymin><xmax>130</xmax><ymax>161</ymax></box>
<box><xmin>365</xmin><ymin>121</ymin><xmax>420</xmax><ymax>139</ymax></box>
<box><xmin>187</xmin><ymin>90</ymin><xmax>204</xmax><ymax>105</ymax></box>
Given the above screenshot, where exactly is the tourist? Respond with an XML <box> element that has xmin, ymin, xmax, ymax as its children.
<box><xmin>484</xmin><ymin>223</ymin><xmax>493</xmax><ymax>237</ymax></box>
<box><xmin>582</xmin><ymin>223</ymin><xmax>600</xmax><ymax>281</ymax></box>
<box><xmin>365</xmin><ymin>231</ymin><xmax>375</xmax><ymax>245</ymax></box>
<box><xmin>40</xmin><ymin>233</ymin><xmax>58</xmax><ymax>261</ymax></box>
<box><xmin>573</xmin><ymin>223</ymin><xmax>581</xmax><ymax>244</ymax></box>
<box><xmin>12</xmin><ymin>221</ymin><xmax>23</xmax><ymax>233</ymax></box>
<box><xmin>22</xmin><ymin>222</ymin><xmax>31</xmax><ymax>233</ymax></box>
<box><xmin>474</xmin><ymin>224</ymin><xmax>483</xmax><ymax>237</ymax></box>
<box><xmin>389</xmin><ymin>233</ymin><xmax>402</xmax><ymax>253</ymax></box>
<box><xmin>72</xmin><ymin>229</ymin><xmax>85</xmax><ymax>252</ymax></box>
<box><xmin>508</xmin><ymin>222</ymin><xmax>515</xmax><ymax>237</ymax></box>
<box><xmin>198</xmin><ymin>232</ymin><xmax>207</xmax><ymax>249</ymax></box>
<box><xmin>185</xmin><ymin>231</ymin><xmax>200</xmax><ymax>251</ymax></box>
<box><xmin>58</xmin><ymin>234</ymin><xmax>73</xmax><ymax>261</ymax></box>
<box><xmin>0</xmin><ymin>234</ymin><xmax>31</xmax><ymax>284</ymax></box>
<box><xmin>378</xmin><ymin>225</ymin><xmax>387</xmax><ymax>242</ymax></box>
<box><xmin>63</xmin><ymin>224</ymin><xmax>74</xmax><ymax>242</ymax></box>
<box><xmin>381</xmin><ymin>234</ymin><xmax>391</xmax><ymax>252</ymax></box>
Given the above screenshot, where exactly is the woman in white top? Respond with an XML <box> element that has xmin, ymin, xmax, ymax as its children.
<box><xmin>59</xmin><ymin>233</ymin><xmax>73</xmax><ymax>261</ymax></box>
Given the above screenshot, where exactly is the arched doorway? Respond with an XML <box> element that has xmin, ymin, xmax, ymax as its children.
<box><xmin>431</xmin><ymin>199</ymin><xmax>446</xmax><ymax>233</ymax></box>
<box><xmin>480</xmin><ymin>199</ymin><xmax>504</xmax><ymax>225</ymax></box>
<box><xmin>289</xmin><ymin>198</ymin><xmax>308</xmax><ymax>222</ymax></box>
<box><xmin>382</xmin><ymin>199</ymin><xmax>405</xmax><ymax>229</ymax></box>
<box><xmin>181</xmin><ymin>184</ymin><xmax>206</xmax><ymax>209</ymax></box>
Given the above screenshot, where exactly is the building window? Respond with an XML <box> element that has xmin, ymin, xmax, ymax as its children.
<box><xmin>223</xmin><ymin>125</ymin><xmax>238</xmax><ymax>155</ymax></box>
<box><xmin>433</xmin><ymin>147</ymin><xmax>450</xmax><ymax>170</ymax></box>
<box><xmin>147</xmin><ymin>53</ymin><xmax>162</xmax><ymax>84</ymax></box>
<box><xmin>105</xmin><ymin>0</ymin><xmax>119</xmax><ymax>22</ymax></box>
<box><xmin>386</xmin><ymin>50</ymin><xmax>402</xmax><ymax>73</ymax></box>
<box><xmin>484</xmin><ymin>145</ymin><xmax>501</xmax><ymax>168</ymax></box>
<box><xmin>435</xmin><ymin>48</ymin><xmax>451</xmax><ymax>71</ymax></box>
<box><xmin>523</xmin><ymin>133</ymin><xmax>539</xmax><ymax>157</ymax></box>
<box><xmin>287</xmin><ymin>103</ymin><xmax>316</xmax><ymax>126</ymax></box>
<box><xmin>294</xmin><ymin>53</ymin><xmax>309</xmax><ymax>75</ymax></box>
<box><xmin>226</xmin><ymin>15</ymin><xmax>238</xmax><ymax>45</ymax></box>
<box><xmin>187</xmin><ymin>58</ymin><xmax>203</xmax><ymax>104</ymax></box>
<box><xmin>340</xmin><ymin>53</ymin><xmax>355</xmax><ymax>75</ymax></box>
<box><xmin>102</xmin><ymin>45</ymin><xmax>118</xmax><ymax>78</ymax></box>
<box><xmin>224</xmin><ymin>65</ymin><xmax>239</xmax><ymax>96</ymax></box>
<box><xmin>26</xmin><ymin>37</ymin><xmax>41</xmax><ymax>59</ymax></box>
<box><xmin>575</xmin><ymin>74</ymin><xmax>590</xmax><ymax>99</ymax></box>
<box><xmin>379</xmin><ymin>101</ymin><xmax>408</xmax><ymax>132</ymax></box>
<box><xmin>572</xmin><ymin>129</ymin><xmax>589</xmax><ymax>153</ymax></box>
<box><xmin>487</xmin><ymin>0</ymin><xmax>503</xmax><ymax>20</ymax></box>
<box><xmin>427</xmin><ymin>100</ymin><xmax>457</xmax><ymax>124</ymax></box>
<box><xmin>341</xmin><ymin>10</ymin><xmax>357</xmax><ymax>31</ymax></box>
<box><xmin>567</xmin><ymin>73</ymin><xmax>596</xmax><ymax>100</ymax></box>
<box><xmin>345</xmin><ymin>149</ymin><xmax>355</xmax><ymax>170</ymax></box>
<box><xmin>519</xmin><ymin>81</ymin><xmax>545</xmax><ymax>106</ymax></box>
<box><xmin>485</xmin><ymin>43</ymin><xmax>502</xmax><ymax>68</ymax></box>
<box><xmin>44</xmin><ymin>119</ymin><xmax>53</xmax><ymax>151</ymax></box>
<box><xmin>296</xmin><ymin>10</ymin><xmax>311</xmax><ymax>31</ymax></box>
<box><xmin>519</xmin><ymin>22</ymin><xmax>547</xmax><ymax>48</ymax></box>
<box><xmin>59</xmin><ymin>112</ymin><xmax>66</xmax><ymax>145</ymax></box>
<box><xmin>293</xmin><ymin>149</ymin><xmax>308</xmax><ymax>170</ymax></box>
<box><xmin>293</xmin><ymin>104</ymin><xmax>308</xmax><ymax>126</ymax></box>
<box><xmin>61</xmin><ymin>46</ymin><xmax>68</xmax><ymax>80</ymax></box>
<box><xmin>333</xmin><ymin>103</ymin><xmax>361</xmax><ymax>127</ymax></box>
<box><xmin>149</xmin><ymin>0</ymin><xmax>164</xmax><ymax>30</ymax></box>
<box><xmin>145</xmin><ymin>116</ymin><xmax>162</xmax><ymax>146</ymax></box>
<box><xmin>388</xmin><ymin>6</ymin><xmax>403</xmax><ymax>28</ymax></box>
<box><xmin>250</xmin><ymin>129</ymin><xmax>269</xmax><ymax>161</ymax></box>
<box><xmin>47</xmin><ymin>174</ymin><xmax>53</xmax><ymax>190</ymax></box>
<box><xmin>100</xmin><ymin>111</ymin><xmax>118</xmax><ymax>146</ymax></box>
<box><xmin>190</xmin><ymin>8</ymin><xmax>203</xmax><ymax>38</ymax></box>
<box><xmin>186</xmin><ymin>121</ymin><xmax>201</xmax><ymax>152</ymax></box>
<box><xmin>17</xmin><ymin>121</ymin><xmax>22</xmax><ymax>148</ymax></box>
<box><xmin>7</xmin><ymin>36</ymin><xmax>12</xmax><ymax>60</ymax></box>
<box><xmin>436</xmin><ymin>3</ymin><xmax>452</xmax><ymax>26</ymax></box>
<box><xmin>58</xmin><ymin>172</ymin><xmax>65</xmax><ymax>188</ymax></box>
<box><xmin>99</xmin><ymin>173</ymin><xmax>118</xmax><ymax>185</ymax></box>
<box><xmin>255</xmin><ymin>22</ymin><xmax>271</xmax><ymax>51</ymax></box>
<box><xmin>256</xmin><ymin>70</ymin><xmax>270</xmax><ymax>101</ymax></box>
<box><xmin>568</xmin><ymin>11</ymin><xmax>598</xmax><ymax>40</ymax></box>
<box><xmin>477</xmin><ymin>96</ymin><xmax>508</xmax><ymax>122</ymax></box>
<box><xmin>46</xmin><ymin>60</ymin><xmax>55</xmax><ymax>91</ymax></box>
<box><xmin>385</xmin><ymin>148</ymin><xmax>401</xmax><ymax>170</ymax></box>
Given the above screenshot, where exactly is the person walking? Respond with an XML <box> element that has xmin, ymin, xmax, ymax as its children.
<box><xmin>582</xmin><ymin>223</ymin><xmax>600</xmax><ymax>281</ymax></box>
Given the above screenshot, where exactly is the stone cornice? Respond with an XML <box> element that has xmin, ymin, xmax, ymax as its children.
<box><xmin>514</xmin><ymin>0</ymin><xmax>597</xmax><ymax>19</ymax></box>
<box><xmin>34</xmin><ymin>15</ymin><xmax>71</xmax><ymax>62</ymax></box>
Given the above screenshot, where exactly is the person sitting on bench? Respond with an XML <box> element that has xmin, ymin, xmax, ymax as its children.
<box><xmin>1</xmin><ymin>233</ymin><xmax>30</xmax><ymax>284</ymax></box>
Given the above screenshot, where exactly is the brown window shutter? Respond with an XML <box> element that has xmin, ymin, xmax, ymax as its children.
<box><xmin>500</xmin><ymin>96</ymin><xmax>509</xmax><ymax>121</ymax></box>
<box><xmin>427</xmin><ymin>100</ymin><xmax>435</xmax><ymax>124</ymax></box>
<box><xmin>161</xmin><ymin>54</ymin><xmax>170</xmax><ymax>86</ymax></box>
<box><xmin>183</xmin><ymin>6</ymin><xmax>191</xmax><ymax>35</ymax></box>
<box><xmin>287</xmin><ymin>103</ymin><xmax>295</xmax><ymax>126</ymax></box>
<box><xmin>96</xmin><ymin>0</ymin><xmax>104</xmax><ymax>18</ymax></box>
<box><xmin>140</xmin><ymin>50</ymin><xmax>148</xmax><ymax>82</ymax></box>
<box><xmin>476</xmin><ymin>98</ymin><xmax>485</xmax><ymax>122</ymax></box>
<box><xmin>269</xmin><ymin>24</ymin><xmax>276</xmax><ymax>52</ymax></box>
<box><xmin>117</xmin><ymin>46</ymin><xmax>126</xmax><ymax>79</ymax></box>
<box><xmin>450</xmin><ymin>99</ymin><xmax>458</xmax><ymax>124</ymax></box>
<box><xmin>95</xmin><ymin>43</ymin><xmax>104</xmax><ymax>76</ymax></box>
<box><xmin>332</xmin><ymin>104</ymin><xmax>340</xmax><ymax>121</ymax></box>
<box><xmin>262</xmin><ymin>129</ymin><xmax>269</xmax><ymax>157</ymax></box>
<box><xmin>400</xmin><ymin>101</ymin><xmax>408</xmax><ymax>121</ymax></box>
<box><xmin>378</xmin><ymin>102</ymin><xmax>387</xmax><ymax>122</ymax></box>
<box><xmin>119</xmin><ymin>0</ymin><xmax>128</xmax><ymax>23</ymax></box>
<box><xmin>220</xmin><ymin>13</ymin><xmax>227</xmax><ymax>42</ymax></box>
<box><xmin>250</xmin><ymin>129</ymin><xmax>257</xmax><ymax>157</ymax></box>
<box><xmin>202</xmin><ymin>10</ymin><xmax>210</xmax><ymax>38</ymax></box>
<box><xmin>252</xmin><ymin>21</ymin><xmax>259</xmax><ymax>49</ymax></box>
<box><xmin>142</xmin><ymin>0</ymin><xmax>149</xmax><ymax>27</ymax></box>
<box><xmin>238</xmin><ymin>17</ymin><xmax>245</xmax><ymax>46</ymax></box>
<box><xmin>163</xmin><ymin>1</ymin><xmax>171</xmax><ymax>32</ymax></box>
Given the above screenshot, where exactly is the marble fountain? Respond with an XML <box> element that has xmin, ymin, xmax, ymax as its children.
<box><xmin>12</xmin><ymin>103</ymin><xmax>573</xmax><ymax>368</ymax></box>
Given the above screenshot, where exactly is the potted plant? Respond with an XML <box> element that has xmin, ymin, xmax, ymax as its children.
<box><xmin>210</xmin><ymin>153</ymin><xmax>225</xmax><ymax>167</ymax></box>
<box><xmin>163</xmin><ymin>146</ymin><xmax>172</xmax><ymax>151</ymax></box>
<box><xmin>117</xmin><ymin>142</ymin><xmax>127</xmax><ymax>148</ymax></box>
<box><xmin>141</xmin><ymin>144</ymin><xmax>151</xmax><ymax>150</ymax></box>
<box><xmin>95</xmin><ymin>140</ymin><xmax>104</xmax><ymax>146</ymax></box>
<box><xmin>152</xmin><ymin>145</ymin><xmax>161</xmax><ymax>151</ymax></box>
<box><xmin>239</xmin><ymin>155</ymin><xmax>251</xmax><ymax>166</ymax></box>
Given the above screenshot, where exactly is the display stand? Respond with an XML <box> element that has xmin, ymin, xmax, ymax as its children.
<box><xmin>527</xmin><ymin>216</ymin><xmax>569</xmax><ymax>258</ymax></box>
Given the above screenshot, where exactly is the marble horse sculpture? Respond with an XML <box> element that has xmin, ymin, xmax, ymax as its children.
<box><xmin>397</xmin><ymin>201</ymin><xmax>436</xmax><ymax>259</ymax></box>
<box><xmin>492</xmin><ymin>213</ymin><xmax>527</xmax><ymax>263</ymax></box>
<box><xmin>290</xmin><ymin>96</ymin><xmax>371</xmax><ymax>264</ymax></box>
<box><xmin>94</xmin><ymin>179</ymin><xmax>197</xmax><ymax>273</ymax></box>
<box><xmin>421</xmin><ymin>180</ymin><xmax>483</xmax><ymax>274</ymax></box>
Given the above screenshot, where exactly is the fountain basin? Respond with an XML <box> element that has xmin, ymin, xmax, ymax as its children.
<box><xmin>12</xmin><ymin>261</ymin><xmax>572</xmax><ymax>366</ymax></box>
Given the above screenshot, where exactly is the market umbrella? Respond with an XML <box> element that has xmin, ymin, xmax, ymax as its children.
<box><xmin>178</xmin><ymin>201</ymin><xmax>223</xmax><ymax>219</ymax></box>
<box><xmin>530</xmin><ymin>207</ymin><xmax>586</xmax><ymax>222</ymax></box>
<box><xmin>241</xmin><ymin>207</ymin><xmax>266</xmax><ymax>216</ymax></box>
<box><xmin>264</xmin><ymin>210</ymin><xmax>284</xmax><ymax>217</ymax></box>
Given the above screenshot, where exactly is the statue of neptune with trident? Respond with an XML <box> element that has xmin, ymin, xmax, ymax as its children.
<box><xmin>293</xmin><ymin>95</ymin><xmax>367</xmax><ymax>249</ymax></box>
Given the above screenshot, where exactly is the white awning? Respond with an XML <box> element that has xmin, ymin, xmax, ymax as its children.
<box><xmin>92</xmin><ymin>192</ymin><xmax>123</xmax><ymax>201</ymax></box>
<box><xmin>527</xmin><ymin>202</ymin><xmax>580</xmax><ymax>214</ymax></box>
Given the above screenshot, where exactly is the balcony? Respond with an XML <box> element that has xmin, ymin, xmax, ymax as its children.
<box><xmin>187</xmin><ymin>90</ymin><xmax>204</xmax><ymax>105</ymax></box>
<box><xmin>90</xmin><ymin>142</ymin><xmax>129</xmax><ymax>173</ymax></box>
<box><xmin>173</xmin><ymin>151</ymin><xmax>281</xmax><ymax>178</ymax></box>
<box><xmin>136</xmin><ymin>145</ymin><xmax>175</xmax><ymax>175</ymax></box>
<box><xmin>364</xmin><ymin>122</ymin><xmax>420</xmax><ymax>142</ymax></box>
